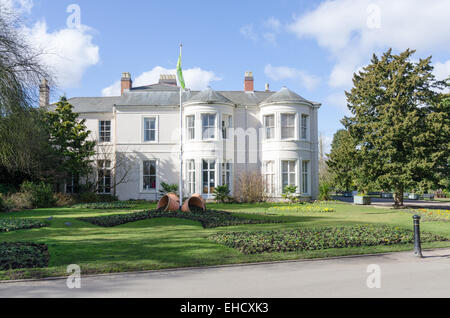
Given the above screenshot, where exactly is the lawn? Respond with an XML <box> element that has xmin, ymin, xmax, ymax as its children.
<box><xmin>0</xmin><ymin>201</ymin><xmax>449</xmax><ymax>281</ymax></box>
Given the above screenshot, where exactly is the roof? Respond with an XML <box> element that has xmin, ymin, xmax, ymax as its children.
<box><xmin>260</xmin><ymin>87</ymin><xmax>312</xmax><ymax>105</ymax></box>
<box><xmin>185</xmin><ymin>87</ymin><xmax>233</xmax><ymax>105</ymax></box>
<box><xmin>57</xmin><ymin>86</ymin><xmax>317</xmax><ymax>113</ymax></box>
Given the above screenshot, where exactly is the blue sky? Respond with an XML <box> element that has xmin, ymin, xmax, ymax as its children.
<box><xmin>6</xmin><ymin>0</ymin><xmax>450</xmax><ymax>151</ymax></box>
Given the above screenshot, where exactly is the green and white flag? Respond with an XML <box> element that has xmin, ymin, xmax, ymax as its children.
<box><xmin>177</xmin><ymin>52</ymin><xmax>185</xmax><ymax>90</ymax></box>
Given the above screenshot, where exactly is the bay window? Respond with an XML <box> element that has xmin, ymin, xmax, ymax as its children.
<box><xmin>281</xmin><ymin>114</ymin><xmax>295</xmax><ymax>139</ymax></box>
<box><xmin>187</xmin><ymin>160</ymin><xmax>196</xmax><ymax>194</ymax></box>
<box><xmin>263</xmin><ymin>161</ymin><xmax>275</xmax><ymax>194</ymax></box>
<box><xmin>202</xmin><ymin>160</ymin><xmax>216</xmax><ymax>194</ymax></box>
<box><xmin>202</xmin><ymin>114</ymin><xmax>216</xmax><ymax>140</ymax></box>
<box><xmin>281</xmin><ymin>160</ymin><xmax>296</xmax><ymax>192</ymax></box>
<box><xmin>264</xmin><ymin>114</ymin><xmax>275</xmax><ymax>140</ymax></box>
<box><xmin>301</xmin><ymin>114</ymin><xmax>308</xmax><ymax>140</ymax></box>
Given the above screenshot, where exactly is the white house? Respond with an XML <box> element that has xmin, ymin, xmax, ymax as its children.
<box><xmin>42</xmin><ymin>72</ymin><xmax>321</xmax><ymax>201</ymax></box>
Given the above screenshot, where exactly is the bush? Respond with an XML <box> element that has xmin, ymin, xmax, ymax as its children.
<box><xmin>209</xmin><ymin>225</ymin><xmax>448</xmax><ymax>254</ymax></box>
<box><xmin>235</xmin><ymin>171</ymin><xmax>266</xmax><ymax>203</ymax></box>
<box><xmin>213</xmin><ymin>185</ymin><xmax>231</xmax><ymax>203</ymax></box>
<box><xmin>159</xmin><ymin>182</ymin><xmax>178</xmax><ymax>197</ymax></box>
<box><xmin>78</xmin><ymin>192</ymin><xmax>118</xmax><ymax>203</ymax></box>
<box><xmin>0</xmin><ymin>218</ymin><xmax>48</xmax><ymax>232</ymax></box>
<box><xmin>53</xmin><ymin>193</ymin><xmax>77</xmax><ymax>207</ymax></box>
<box><xmin>282</xmin><ymin>185</ymin><xmax>298</xmax><ymax>203</ymax></box>
<box><xmin>79</xmin><ymin>209</ymin><xmax>280</xmax><ymax>229</ymax></box>
<box><xmin>20</xmin><ymin>181</ymin><xmax>55</xmax><ymax>208</ymax></box>
<box><xmin>0</xmin><ymin>242</ymin><xmax>49</xmax><ymax>270</ymax></box>
<box><xmin>0</xmin><ymin>194</ymin><xmax>4</xmax><ymax>212</ymax></box>
<box><xmin>0</xmin><ymin>184</ymin><xmax>16</xmax><ymax>195</ymax></box>
<box><xmin>319</xmin><ymin>182</ymin><xmax>331</xmax><ymax>201</ymax></box>
<box><xmin>4</xmin><ymin>191</ymin><xmax>33</xmax><ymax>211</ymax></box>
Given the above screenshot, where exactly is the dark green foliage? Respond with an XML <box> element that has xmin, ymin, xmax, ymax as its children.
<box><xmin>343</xmin><ymin>49</ymin><xmax>449</xmax><ymax>205</ymax></box>
<box><xmin>0</xmin><ymin>218</ymin><xmax>48</xmax><ymax>232</ymax></box>
<box><xmin>79</xmin><ymin>210</ymin><xmax>280</xmax><ymax>229</ymax></box>
<box><xmin>20</xmin><ymin>181</ymin><xmax>55</xmax><ymax>208</ymax></box>
<box><xmin>213</xmin><ymin>185</ymin><xmax>231</xmax><ymax>203</ymax></box>
<box><xmin>327</xmin><ymin>129</ymin><xmax>357</xmax><ymax>192</ymax></box>
<box><xmin>0</xmin><ymin>184</ymin><xmax>16</xmax><ymax>195</ymax></box>
<box><xmin>0</xmin><ymin>194</ymin><xmax>4</xmax><ymax>212</ymax></box>
<box><xmin>158</xmin><ymin>182</ymin><xmax>178</xmax><ymax>196</ymax></box>
<box><xmin>72</xmin><ymin>202</ymin><xmax>134</xmax><ymax>209</ymax></box>
<box><xmin>0</xmin><ymin>242</ymin><xmax>49</xmax><ymax>270</ymax></box>
<box><xmin>209</xmin><ymin>225</ymin><xmax>447</xmax><ymax>254</ymax></box>
<box><xmin>45</xmin><ymin>97</ymin><xmax>96</xmax><ymax>183</ymax></box>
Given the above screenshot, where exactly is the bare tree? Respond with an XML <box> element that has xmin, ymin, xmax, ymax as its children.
<box><xmin>92</xmin><ymin>145</ymin><xmax>138</xmax><ymax>196</ymax></box>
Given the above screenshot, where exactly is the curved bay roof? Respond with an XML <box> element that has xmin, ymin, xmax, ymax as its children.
<box><xmin>261</xmin><ymin>87</ymin><xmax>313</xmax><ymax>105</ymax></box>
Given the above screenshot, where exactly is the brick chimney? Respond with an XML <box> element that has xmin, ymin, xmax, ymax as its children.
<box><xmin>121</xmin><ymin>72</ymin><xmax>132</xmax><ymax>95</ymax></box>
<box><xmin>244</xmin><ymin>71</ymin><xmax>254</xmax><ymax>92</ymax></box>
<box><xmin>39</xmin><ymin>78</ymin><xmax>49</xmax><ymax>107</ymax></box>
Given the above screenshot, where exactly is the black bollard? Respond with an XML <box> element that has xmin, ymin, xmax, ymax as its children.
<box><xmin>413</xmin><ymin>215</ymin><xmax>423</xmax><ymax>258</ymax></box>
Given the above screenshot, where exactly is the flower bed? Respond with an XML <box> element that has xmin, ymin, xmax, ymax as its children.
<box><xmin>410</xmin><ymin>209</ymin><xmax>450</xmax><ymax>222</ymax></box>
<box><xmin>209</xmin><ymin>225</ymin><xmax>448</xmax><ymax>254</ymax></box>
<box><xmin>72</xmin><ymin>202</ymin><xmax>135</xmax><ymax>209</ymax></box>
<box><xmin>268</xmin><ymin>204</ymin><xmax>335</xmax><ymax>213</ymax></box>
<box><xmin>0</xmin><ymin>218</ymin><xmax>48</xmax><ymax>233</ymax></box>
<box><xmin>0</xmin><ymin>242</ymin><xmax>49</xmax><ymax>270</ymax></box>
<box><xmin>78</xmin><ymin>209</ymin><xmax>280</xmax><ymax>229</ymax></box>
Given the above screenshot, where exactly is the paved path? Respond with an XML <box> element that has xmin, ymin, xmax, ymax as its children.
<box><xmin>333</xmin><ymin>196</ymin><xmax>450</xmax><ymax>210</ymax></box>
<box><xmin>1</xmin><ymin>248</ymin><xmax>449</xmax><ymax>298</ymax></box>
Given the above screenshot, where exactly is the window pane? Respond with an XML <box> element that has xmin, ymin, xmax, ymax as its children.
<box><xmin>143</xmin><ymin>161</ymin><xmax>150</xmax><ymax>175</ymax></box>
<box><xmin>149</xmin><ymin>161</ymin><xmax>156</xmax><ymax>175</ymax></box>
<box><xmin>282</xmin><ymin>161</ymin><xmax>288</xmax><ymax>173</ymax></box>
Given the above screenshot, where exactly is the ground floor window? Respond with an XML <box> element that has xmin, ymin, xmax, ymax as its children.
<box><xmin>187</xmin><ymin>160</ymin><xmax>196</xmax><ymax>194</ymax></box>
<box><xmin>143</xmin><ymin>160</ymin><xmax>157</xmax><ymax>191</ymax></box>
<box><xmin>263</xmin><ymin>161</ymin><xmax>275</xmax><ymax>194</ymax></box>
<box><xmin>281</xmin><ymin>160</ymin><xmax>296</xmax><ymax>192</ymax></box>
<box><xmin>65</xmin><ymin>174</ymin><xmax>79</xmax><ymax>194</ymax></box>
<box><xmin>221</xmin><ymin>161</ymin><xmax>232</xmax><ymax>189</ymax></box>
<box><xmin>202</xmin><ymin>160</ymin><xmax>216</xmax><ymax>195</ymax></box>
<box><xmin>302</xmin><ymin>161</ymin><xmax>309</xmax><ymax>194</ymax></box>
<box><xmin>97</xmin><ymin>160</ymin><xmax>111</xmax><ymax>194</ymax></box>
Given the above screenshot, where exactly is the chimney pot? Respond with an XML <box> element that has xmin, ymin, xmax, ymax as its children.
<box><xmin>39</xmin><ymin>78</ymin><xmax>49</xmax><ymax>107</ymax></box>
<box><xmin>121</xmin><ymin>72</ymin><xmax>132</xmax><ymax>95</ymax></box>
<box><xmin>265</xmin><ymin>83</ymin><xmax>270</xmax><ymax>92</ymax></box>
<box><xmin>244</xmin><ymin>71</ymin><xmax>254</xmax><ymax>92</ymax></box>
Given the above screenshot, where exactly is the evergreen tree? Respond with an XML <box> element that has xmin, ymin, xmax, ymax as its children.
<box><xmin>327</xmin><ymin>129</ymin><xmax>356</xmax><ymax>192</ymax></box>
<box><xmin>45</xmin><ymin>97</ymin><xmax>96</xmax><ymax>188</ymax></box>
<box><xmin>343</xmin><ymin>49</ymin><xmax>448</xmax><ymax>206</ymax></box>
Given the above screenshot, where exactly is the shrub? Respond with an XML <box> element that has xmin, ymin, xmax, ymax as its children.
<box><xmin>0</xmin><ymin>218</ymin><xmax>48</xmax><ymax>232</ymax></box>
<box><xmin>72</xmin><ymin>202</ymin><xmax>133</xmax><ymax>209</ymax></box>
<box><xmin>0</xmin><ymin>194</ymin><xmax>4</xmax><ymax>212</ymax></box>
<box><xmin>319</xmin><ymin>182</ymin><xmax>331</xmax><ymax>201</ymax></box>
<box><xmin>209</xmin><ymin>225</ymin><xmax>448</xmax><ymax>254</ymax></box>
<box><xmin>4</xmin><ymin>191</ymin><xmax>33</xmax><ymax>211</ymax></box>
<box><xmin>79</xmin><ymin>209</ymin><xmax>280</xmax><ymax>229</ymax></box>
<box><xmin>235</xmin><ymin>171</ymin><xmax>266</xmax><ymax>203</ymax></box>
<box><xmin>53</xmin><ymin>193</ymin><xmax>77</xmax><ymax>207</ymax></box>
<box><xmin>0</xmin><ymin>242</ymin><xmax>49</xmax><ymax>270</ymax></box>
<box><xmin>20</xmin><ymin>181</ymin><xmax>55</xmax><ymax>208</ymax></box>
<box><xmin>78</xmin><ymin>192</ymin><xmax>118</xmax><ymax>203</ymax></box>
<box><xmin>0</xmin><ymin>184</ymin><xmax>16</xmax><ymax>195</ymax></box>
<box><xmin>213</xmin><ymin>185</ymin><xmax>231</xmax><ymax>203</ymax></box>
<box><xmin>159</xmin><ymin>182</ymin><xmax>178</xmax><ymax>197</ymax></box>
<box><xmin>282</xmin><ymin>185</ymin><xmax>298</xmax><ymax>203</ymax></box>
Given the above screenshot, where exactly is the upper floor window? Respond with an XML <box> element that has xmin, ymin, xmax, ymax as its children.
<box><xmin>301</xmin><ymin>114</ymin><xmax>309</xmax><ymax>140</ymax></box>
<box><xmin>144</xmin><ymin>117</ymin><xmax>157</xmax><ymax>142</ymax></box>
<box><xmin>186</xmin><ymin>115</ymin><xmax>195</xmax><ymax>140</ymax></box>
<box><xmin>202</xmin><ymin>114</ymin><xmax>216</xmax><ymax>140</ymax></box>
<box><xmin>281</xmin><ymin>114</ymin><xmax>295</xmax><ymax>139</ymax></box>
<box><xmin>222</xmin><ymin>115</ymin><xmax>232</xmax><ymax>139</ymax></box>
<box><xmin>143</xmin><ymin>160</ymin><xmax>157</xmax><ymax>191</ymax></box>
<box><xmin>264</xmin><ymin>115</ymin><xmax>275</xmax><ymax>140</ymax></box>
<box><xmin>99</xmin><ymin>120</ymin><xmax>111</xmax><ymax>143</ymax></box>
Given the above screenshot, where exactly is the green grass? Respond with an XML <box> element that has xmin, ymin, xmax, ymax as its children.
<box><xmin>0</xmin><ymin>201</ymin><xmax>449</xmax><ymax>280</ymax></box>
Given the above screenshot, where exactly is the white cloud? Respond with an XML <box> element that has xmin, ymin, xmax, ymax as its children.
<box><xmin>0</xmin><ymin>0</ymin><xmax>33</xmax><ymax>14</ymax></box>
<box><xmin>102</xmin><ymin>66</ymin><xmax>221</xmax><ymax>96</ymax></box>
<box><xmin>434</xmin><ymin>60</ymin><xmax>450</xmax><ymax>81</ymax></box>
<box><xmin>21</xmin><ymin>21</ymin><xmax>99</xmax><ymax>89</ymax></box>
<box><xmin>289</xmin><ymin>0</ymin><xmax>450</xmax><ymax>88</ymax></box>
<box><xmin>240</xmin><ymin>24</ymin><xmax>258</xmax><ymax>42</ymax></box>
<box><xmin>265</xmin><ymin>17</ymin><xmax>281</xmax><ymax>31</ymax></box>
<box><xmin>264</xmin><ymin>64</ymin><xmax>320</xmax><ymax>91</ymax></box>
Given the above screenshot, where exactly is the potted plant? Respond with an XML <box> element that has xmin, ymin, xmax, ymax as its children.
<box><xmin>354</xmin><ymin>192</ymin><xmax>371</xmax><ymax>205</ymax></box>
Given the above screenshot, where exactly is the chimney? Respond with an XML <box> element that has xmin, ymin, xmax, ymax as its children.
<box><xmin>39</xmin><ymin>78</ymin><xmax>49</xmax><ymax>107</ymax></box>
<box><xmin>121</xmin><ymin>72</ymin><xmax>132</xmax><ymax>95</ymax></box>
<box><xmin>265</xmin><ymin>83</ymin><xmax>270</xmax><ymax>92</ymax></box>
<box><xmin>244</xmin><ymin>71</ymin><xmax>254</xmax><ymax>92</ymax></box>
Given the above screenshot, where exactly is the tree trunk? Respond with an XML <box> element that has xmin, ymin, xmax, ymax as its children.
<box><xmin>393</xmin><ymin>190</ymin><xmax>404</xmax><ymax>207</ymax></box>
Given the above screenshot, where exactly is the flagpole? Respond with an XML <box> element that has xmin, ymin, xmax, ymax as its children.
<box><xmin>179</xmin><ymin>44</ymin><xmax>183</xmax><ymax>209</ymax></box>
